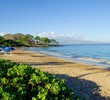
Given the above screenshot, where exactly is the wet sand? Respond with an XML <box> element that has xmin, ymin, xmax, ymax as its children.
<box><xmin>0</xmin><ymin>49</ymin><xmax>110</xmax><ymax>100</ymax></box>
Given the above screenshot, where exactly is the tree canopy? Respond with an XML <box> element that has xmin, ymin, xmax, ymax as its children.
<box><xmin>0</xmin><ymin>34</ymin><xmax>59</xmax><ymax>47</ymax></box>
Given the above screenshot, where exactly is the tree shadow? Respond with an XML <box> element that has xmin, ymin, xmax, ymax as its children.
<box><xmin>55</xmin><ymin>74</ymin><xmax>110</xmax><ymax>100</ymax></box>
<box><xmin>14</xmin><ymin>61</ymin><xmax>75</xmax><ymax>66</ymax></box>
<box><xmin>85</xmin><ymin>67</ymin><xmax>110</xmax><ymax>77</ymax></box>
<box><xmin>12</xmin><ymin>52</ymin><xmax>33</xmax><ymax>55</ymax></box>
<box><xmin>86</xmin><ymin>67</ymin><xmax>110</xmax><ymax>71</ymax></box>
<box><xmin>30</xmin><ymin>55</ymin><xmax>48</xmax><ymax>57</ymax></box>
<box><xmin>105</xmin><ymin>67</ymin><xmax>110</xmax><ymax>71</ymax></box>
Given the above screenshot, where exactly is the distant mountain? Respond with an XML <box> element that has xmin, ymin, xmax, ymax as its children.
<box><xmin>61</xmin><ymin>40</ymin><xmax>110</xmax><ymax>44</ymax></box>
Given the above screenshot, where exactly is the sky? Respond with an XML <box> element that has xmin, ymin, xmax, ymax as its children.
<box><xmin>0</xmin><ymin>0</ymin><xmax>110</xmax><ymax>43</ymax></box>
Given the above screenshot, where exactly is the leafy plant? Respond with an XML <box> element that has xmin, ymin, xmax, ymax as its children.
<box><xmin>0</xmin><ymin>59</ymin><xmax>82</xmax><ymax>100</ymax></box>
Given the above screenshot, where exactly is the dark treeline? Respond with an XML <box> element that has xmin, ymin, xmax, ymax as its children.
<box><xmin>0</xmin><ymin>33</ymin><xmax>59</xmax><ymax>47</ymax></box>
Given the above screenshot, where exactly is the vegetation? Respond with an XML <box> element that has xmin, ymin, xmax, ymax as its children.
<box><xmin>0</xmin><ymin>59</ymin><xmax>82</xmax><ymax>100</ymax></box>
<box><xmin>0</xmin><ymin>33</ymin><xmax>59</xmax><ymax>47</ymax></box>
<box><xmin>34</xmin><ymin>36</ymin><xmax>40</xmax><ymax>44</ymax></box>
<box><xmin>0</xmin><ymin>36</ymin><xmax>4</xmax><ymax>44</ymax></box>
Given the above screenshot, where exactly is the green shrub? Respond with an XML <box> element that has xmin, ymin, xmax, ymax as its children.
<box><xmin>0</xmin><ymin>59</ymin><xmax>81</xmax><ymax>100</ymax></box>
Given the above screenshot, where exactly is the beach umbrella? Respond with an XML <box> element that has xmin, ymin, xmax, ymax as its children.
<box><xmin>2</xmin><ymin>47</ymin><xmax>15</xmax><ymax>54</ymax></box>
<box><xmin>8</xmin><ymin>47</ymin><xmax>15</xmax><ymax>50</ymax></box>
<box><xmin>0</xmin><ymin>46</ymin><xmax>5</xmax><ymax>50</ymax></box>
<box><xmin>5</xmin><ymin>47</ymin><xmax>15</xmax><ymax>51</ymax></box>
<box><xmin>8</xmin><ymin>47</ymin><xmax>15</xmax><ymax>54</ymax></box>
<box><xmin>4</xmin><ymin>49</ymin><xmax>10</xmax><ymax>53</ymax></box>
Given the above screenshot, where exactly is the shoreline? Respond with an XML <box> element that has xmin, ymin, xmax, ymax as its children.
<box><xmin>20</xmin><ymin>47</ymin><xmax>110</xmax><ymax>69</ymax></box>
<box><xmin>0</xmin><ymin>48</ymin><xmax>110</xmax><ymax>99</ymax></box>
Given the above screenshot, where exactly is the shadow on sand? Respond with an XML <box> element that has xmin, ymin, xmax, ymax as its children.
<box><xmin>55</xmin><ymin>74</ymin><xmax>110</xmax><ymax>100</ymax></box>
<box><xmin>15</xmin><ymin>61</ymin><xmax>75</xmax><ymax>66</ymax></box>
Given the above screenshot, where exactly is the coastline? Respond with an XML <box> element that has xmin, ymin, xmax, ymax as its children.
<box><xmin>20</xmin><ymin>46</ymin><xmax>110</xmax><ymax>69</ymax></box>
<box><xmin>0</xmin><ymin>48</ymin><xmax>110</xmax><ymax>99</ymax></box>
<box><xmin>39</xmin><ymin>51</ymin><xmax>110</xmax><ymax>70</ymax></box>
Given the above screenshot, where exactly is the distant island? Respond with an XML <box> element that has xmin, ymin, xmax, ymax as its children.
<box><xmin>0</xmin><ymin>33</ymin><xmax>59</xmax><ymax>47</ymax></box>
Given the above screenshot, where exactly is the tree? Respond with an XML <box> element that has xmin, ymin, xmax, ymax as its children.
<box><xmin>26</xmin><ymin>34</ymin><xmax>33</xmax><ymax>40</ymax></box>
<box><xmin>40</xmin><ymin>37</ymin><xmax>50</xmax><ymax>45</ymax></box>
<box><xmin>49</xmin><ymin>39</ymin><xmax>59</xmax><ymax>46</ymax></box>
<box><xmin>3</xmin><ymin>34</ymin><xmax>16</xmax><ymax>40</ymax></box>
<box><xmin>1</xmin><ymin>33</ymin><xmax>59</xmax><ymax>47</ymax></box>
<box><xmin>55</xmin><ymin>41</ymin><xmax>59</xmax><ymax>46</ymax></box>
<box><xmin>34</xmin><ymin>36</ymin><xmax>40</xmax><ymax>44</ymax></box>
<box><xmin>14</xmin><ymin>33</ymin><xmax>24</xmax><ymax>39</ymax></box>
<box><xmin>0</xmin><ymin>36</ymin><xmax>4</xmax><ymax>44</ymax></box>
<box><xmin>50</xmin><ymin>39</ymin><xmax>56</xmax><ymax>45</ymax></box>
<box><xmin>2</xmin><ymin>40</ymin><xmax>22</xmax><ymax>46</ymax></box>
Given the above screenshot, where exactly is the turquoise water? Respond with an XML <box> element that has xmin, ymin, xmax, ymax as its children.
<box><xmin>21</xmin><ymin>44</ymin><xmax>110</xmax><ymax>68</ymax></box>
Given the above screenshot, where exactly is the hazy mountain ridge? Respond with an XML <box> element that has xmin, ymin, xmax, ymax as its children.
<box><xmin>61</xmin><ymin>40</ymin><xmax>110</xmax><ymax>44</ymax></box>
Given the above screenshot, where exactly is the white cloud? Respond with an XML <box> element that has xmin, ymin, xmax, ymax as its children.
<box><xmin>38</xmin><ymin>32</ymin><xmax>84</xmax><ymax>44</ymax></box>
<box><xmin>0</xmin><ymin>32</ymin><xmax>5</xmax><ymax>36</ymax></box>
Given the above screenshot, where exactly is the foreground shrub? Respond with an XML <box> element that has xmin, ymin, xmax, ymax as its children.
<box><xmin>0</xmin><ymin>59</ymin><xmax>81</xmax><ymax>100</ymax></box>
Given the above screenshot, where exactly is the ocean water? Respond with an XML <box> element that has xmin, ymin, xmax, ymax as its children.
<box><xmin>21</xmin><ymin>44</ymin><xmax>110</xmax><ymax>68</ymax></box>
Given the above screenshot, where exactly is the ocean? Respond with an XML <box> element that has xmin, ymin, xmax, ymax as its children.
<box><xmin>21</xmin><ymin>44</ymin><xmax>110</xmax><ymax>68</ymax></box>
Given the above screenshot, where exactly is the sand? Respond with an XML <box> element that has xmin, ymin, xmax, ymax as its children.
<box><xmin>0</xmin><ymin>49</ymin><xmax>110</xmax><ymax>100</ymax></box>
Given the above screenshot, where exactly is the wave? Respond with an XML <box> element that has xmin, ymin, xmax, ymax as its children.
<box><xmin>40</xmin><ymin>51</ymin><xmax>71</xmax><ymax>57</ymax></box>
<box><xmin>40</xmin><ymin>50</ymin><xmax>110</xmax><ymax>67</ymax></box>
<box><xmin>78</xmin><ymin>57</ymin><xmax>110</xmax><ymax>65</ymax></box>
<box><xmin>20</xmin><ymin>46</ymin><xmax>110</xmax><ymax>67</ymax></box>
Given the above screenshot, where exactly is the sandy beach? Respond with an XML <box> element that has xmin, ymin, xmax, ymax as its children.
<box><xmin>0</xmin><ymin>49</ymin><xmax>110</xmax><ymax>100</ymax></box>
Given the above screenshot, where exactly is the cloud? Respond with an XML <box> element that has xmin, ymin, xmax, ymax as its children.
<box><xmin>0</xmin><ymin>32</ymin><xmax>5</xmax><ymax>36</ymax></box>
<box><xmin>38</xmin><ymin>32</ymin><xmax>84</xmax><ymax>44</ymax></box>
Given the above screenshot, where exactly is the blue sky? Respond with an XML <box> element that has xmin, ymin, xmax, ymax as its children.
<box><xmin>0</xmin><ymin>0</ymin><xmax>110</xmax><ymax>43</ymax></box>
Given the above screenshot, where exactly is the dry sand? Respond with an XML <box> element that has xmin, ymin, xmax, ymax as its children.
<box><xmin>0</xmin><ymin>49</ymin><xmax>110</xmax><ymax>100</ymax></box>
